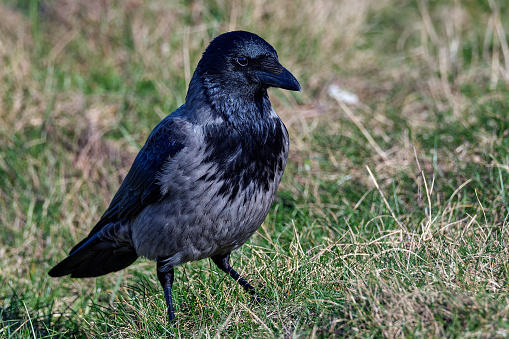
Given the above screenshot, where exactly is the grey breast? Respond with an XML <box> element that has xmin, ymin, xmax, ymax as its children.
<box><xmin>130</xmin><ymin>115</ymin><xmax>288</xmax><ymax>267</ymax></box>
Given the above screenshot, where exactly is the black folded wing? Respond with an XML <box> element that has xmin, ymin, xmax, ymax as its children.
<box><xmin>69</xmin><ymin>118</ymin><xmax>186</xmax><ymax>255</ymax></box>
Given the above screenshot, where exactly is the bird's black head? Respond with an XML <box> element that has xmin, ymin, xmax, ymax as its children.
<box><xmin>191</xmin><ymin>31</ymin><xmax>300</xmax><ymax>103</ymax></box>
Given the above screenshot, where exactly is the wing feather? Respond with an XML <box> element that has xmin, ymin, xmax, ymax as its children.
<box><xmin>69</xmin><ymin>117</ymin><xmax>186</xmax><ymax>254</ymax></box>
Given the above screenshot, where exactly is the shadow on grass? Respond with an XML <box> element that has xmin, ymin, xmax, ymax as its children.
<box><xmin>0</xmin><ymin>291</ymin><xmax>86</xmax><ymax>339</ymax></box>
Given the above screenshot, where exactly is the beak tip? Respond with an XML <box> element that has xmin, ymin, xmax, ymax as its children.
<box><xmin>285</xmin><ymin>72</ymin><xmax>301</xmax><ymax>92</ymax></box>
<box><xmin>287</xmin><ymin>71</ymin><xmax>301</xmax><ymax>92</ymax></box>
<box><xmin>290</xmin><ymin>81</ymin><xmax>301</xmax><ymax>92</ymax></box>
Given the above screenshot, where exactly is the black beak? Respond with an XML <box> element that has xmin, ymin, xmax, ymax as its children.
<box><xmin>257</xmin><ymin>66</ymin><xmax>301</xmax><ymax>92</ymax></box>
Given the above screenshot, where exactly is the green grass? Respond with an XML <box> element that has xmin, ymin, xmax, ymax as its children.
<box><xmin>1</xmin><ymin>0</ymin><xmax>509</xmax><ymax>337</ymax></box>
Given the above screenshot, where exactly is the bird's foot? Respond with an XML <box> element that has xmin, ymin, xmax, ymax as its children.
<box><xmin>251</xmin><ymin>293</ymin><xmax>269</xmax><ymax>304</ymax></box>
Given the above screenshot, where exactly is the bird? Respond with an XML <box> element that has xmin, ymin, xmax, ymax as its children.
<box><xmin>48</xmin><ymin>30</ymin><xmax>301</xmax><ymax>322</ymax></box>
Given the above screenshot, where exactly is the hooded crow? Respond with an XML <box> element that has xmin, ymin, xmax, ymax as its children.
<box><xmin>49</xmin><ymin>30</ymin><xmax>301</xmax><ymax>322</ymax></box>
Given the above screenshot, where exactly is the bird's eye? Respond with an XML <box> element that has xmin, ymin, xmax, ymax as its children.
<box><xmin>236</xmin><ymin>56</ymin><xmax>248</xmax><ymax>66</ymax></box>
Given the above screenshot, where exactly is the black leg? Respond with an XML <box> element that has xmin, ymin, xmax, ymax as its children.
<box><xmin>157</xmin><ymin>260</ymin><xmax>175</xmax><ymax>322</ymax></box>
<box><xmin>211</xmin><ymin>252</ymin><xmax>260</xmax><ymax>298</ymax></box>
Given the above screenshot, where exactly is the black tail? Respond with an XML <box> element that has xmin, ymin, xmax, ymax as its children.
<box><xmin>49</xmin><ymin>234</ymin><xmax>138</xmax><ymax>278</ymax></box>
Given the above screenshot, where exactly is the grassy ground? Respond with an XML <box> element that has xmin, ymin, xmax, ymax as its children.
<box><xmin>1</xmin><ymin>0</ymin><xmax>509</xmax><ymax>337</ymax></box>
